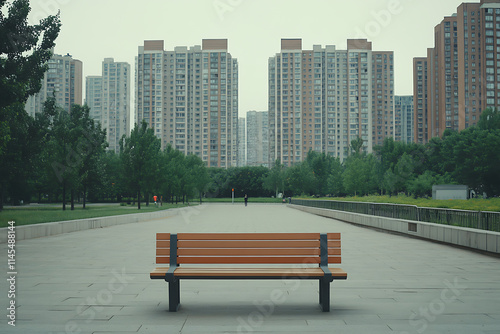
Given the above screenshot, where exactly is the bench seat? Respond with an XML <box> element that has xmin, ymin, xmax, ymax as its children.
<box><xmin>151</xmin><ymin>267</ymin><xmax>348</xmax><ymax>280</ymax></box>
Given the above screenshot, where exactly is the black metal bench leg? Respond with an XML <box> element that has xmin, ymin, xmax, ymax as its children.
<box><xmin>319</xmin><ymin>279</ymin><xmax>323</xmax><ymax>305</ymax></box>
<box><xmin>168</xmin><ymin>280</ymin><xmax>180</xmax><ymax>312</ymax></box>
<box><xmin>319</xmin><ymin>279</ymin><xmax>330</xmax><ymax>312</ymax></box>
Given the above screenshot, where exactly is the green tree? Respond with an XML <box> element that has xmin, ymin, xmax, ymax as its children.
<box><xmin>0</xmin><ymin>103</ymin><xmax>44</xmax><ymax>208</ymax></box>
<box><xmin>120</xmin><ymin>121</ymin><xmax>161</xmax><ymax>209</ymax></box>
<box><xmin>305</xmin><ymin>151</ymin><xmax>339</xmax><ymax>196</ymax></box>
<box><xmin>0</xmin><ymin>0</ymin><xmax>60</xmax><ymax>154</ymax></box>
<box><xmin>374</xmin><ymin>137</ymin><xmax>409</xmax><ymax>173</ymax></box>
<box><xmin>285</xmin><ymin>162</ymin><xmax>315</xmax><ymax>196</ymax></box>
<box><xmin>100</xmin><ymin>151</ymin><xmax>125</xmax><ymax>202</ymax></box>
<box><xmin>158</xmin><ymin>145</ymin><xmax>179</xmax><ymax>203</ymax></box>
<box><xmin>392</xmin><ymin>153</ymin><xmax>415</xmax><ymax>195</ymax></box>
<box><xmin>382</xmin><ymin>169</ymin><xmax>398</xmax><ymax>196</ymax></box>
<box><xmin>408</xmin><ymin>171</ymin><xmax>435</xmax><ymax>198</ymax></box>
<box><xmin>186</xmin><ymin>154</ymin><xmax>210</xmax><ymax>203</ymax></box>
<box><xmin>70</xmin><ymin>105</ymin><xmax>107</xmax><ymax>209</ymax></box>
<box><xmin>45</xmin><ymin>102</ymin><xmax>75</xmax><ymax>210</ymax></box>
<box><xmin>342</xmin><ymin>155</ymin><xmax>367</xmax><ymax>196</ymax></box>
<box><xmin>326</xmin><ymin>158</ymin><xmax>344</xmax><ymax>197</ymax></box>
<box><xmin>170</xmin><ymin>151</ymin><xmax>186</xmax><ymax>203</ymax></box>
<box><xmin>477</xmin><ymin>108</ymin><xmax>500</xmax><ymax>130</ymax></box>
<box><xmin>451</xmin><ymin>127</ymin><xmax>500</xmax><ymax>196</ymax></box>
<box><xmin>350</xmin><ymin>136</ymin><xmax>364</xmax><ymax>155</ymax></box>
<box><xmin>263</xmin><ymin>159</ymin><xmax>285</xmax><ymax>198</ymax></box>
<box><xmin>45</xmin><ymin>104</ymin><xmax>108</xmax><ymax>210</ymax></box>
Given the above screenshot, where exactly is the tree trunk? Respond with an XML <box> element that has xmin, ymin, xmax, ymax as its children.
<box><xmin>146</xmin><ymin>193</ymin><xmax>149</xmax><ymax>207</ymax></box>
<box><xmin>82</xmin><ymin>184</ymin><xmax>87</xmax><ymax>209</ymax></box>
<box><xmin>137</xmin><ymin>188</ymin><xmax>141</xmax><ymax>210</ymax></box>
<box><xmin>62</xmin><ymin>181</ymin><xmax>66</xmax><ymax>211</ymax></box>
<box><xmin>71</xmin><ymin>188</ymin><xmax>75</xmax><ymax>211</ymax></box>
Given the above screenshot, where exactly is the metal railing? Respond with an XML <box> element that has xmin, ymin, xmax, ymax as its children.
<box><xmin>291</xmin><ymin>199</ymin><xmax>500</xmax><ymax>232</ymax></box>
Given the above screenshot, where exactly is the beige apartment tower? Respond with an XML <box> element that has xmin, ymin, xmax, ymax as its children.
<box><xmin>269</xmin><ymin>38</ymin><xmax>394</xmax><ymax>166</ymax></box>
<box><xmin>25</xmin><ymin>53</ymin><xmax>83</xmax><ymax>116</ymax></box>
<box><xmin>86</xmin><ymin>58</ymin><xmax>131</xmax><ymax>153</ymax></box>
<box><xmin>136</xmin><ymin>39</ymin><xmax>239</xmax><ymax>168</ymax></box>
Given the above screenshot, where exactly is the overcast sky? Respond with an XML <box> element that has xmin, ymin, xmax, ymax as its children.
<box><xmin>28</xmin><ymin>0</ymin><xmax>474</xmax><ymax>119</ymax></box>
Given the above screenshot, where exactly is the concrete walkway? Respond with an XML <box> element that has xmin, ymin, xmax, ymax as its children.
<box><xmin>1</xmin><ymin>203</ymin><xmax>499</xmax><ymax>333</ymax></box>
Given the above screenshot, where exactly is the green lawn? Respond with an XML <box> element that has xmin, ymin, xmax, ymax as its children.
<box><xmin>0</xmin><ymin>203</ymin><xmax>189</xmax><ymax>228</ymax></box>
<box><xmin>298</xmin><ymin>195</ymin><xmax>500</xmax><ymax>212</ymax></box>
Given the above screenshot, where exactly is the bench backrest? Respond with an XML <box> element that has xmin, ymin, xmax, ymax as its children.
<box><xmin>155</xmin><ymin>233</ymin><xmax>341</xmax><ymax>265</ymax></box>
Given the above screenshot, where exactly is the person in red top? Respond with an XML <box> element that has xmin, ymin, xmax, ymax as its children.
<box><xmin>153</xmin><ymin>195</ymin><xmax>158</xmax><ymax>206</ymax></box>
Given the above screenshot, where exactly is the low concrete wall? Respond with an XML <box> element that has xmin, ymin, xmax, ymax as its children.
<box><xmin>290</xmin><ymin>204</ymin><xmax>500</xmax><ymax>255</ymax></box>
<box><xmin>0</xmin><ymin>208</ymin><xmax>180</xmax><ymax>244</ymax></box>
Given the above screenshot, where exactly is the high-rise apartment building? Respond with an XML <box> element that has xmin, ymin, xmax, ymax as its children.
<box><xmin>238</xmin><ymin>117</ymin><xmax>246</xmax><ymax>167</ymax></box>
<box><xmin>414</xmin><ymin>0</ymin><xmax>500</xmax><ymax>143</ymax></box>
<box><xmin>86</xmin><ymin>76</ymin><xmax>103</xmax><ymax>123</ymax></box>
<box><xmin>413</xmin><ymin>57</ymin><xmax>429</xmax><ymax>144</ymax></box>
<box><xmin>25</xmin><ymin>52</ymin><xmax>83</xmax><ymax>116</ymax></box>
<box><xmin>394</xmin><ymin>96</ymin><xmax>414</xmax><ymax>144</ymax></box>
<box><xmin>269</xmin><ymin>38</ymin><xmax>394</xmax><ymax>166</ymax></box>
<box><xmin>458</xmin><ymin>0</ymin><xmax>500</xmax><ymax>129</ymax></box>
<box><xmin>136</xmin><ymin>39</ymin><xmax>239</xmax><ymax>168</ymax></box>
<box><xmin>86</xmin><ymin>58</ymin><xmax>131</xmax><ymax>153</ymax></box>
<box><xmin>247</xmin><ymin>111</ymin><xmax>269</xmax><ymax>167</ymax></box>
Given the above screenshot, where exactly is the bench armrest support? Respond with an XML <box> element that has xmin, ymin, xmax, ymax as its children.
<box><xmin>320</xmin><ymin>234</ymin><xmax>332</xmax><ymax>282</ymax></box>
<box><xmin>165</xmin><ymin>234</ymin><xmax>178</xmax><ymax>283</ymax></box>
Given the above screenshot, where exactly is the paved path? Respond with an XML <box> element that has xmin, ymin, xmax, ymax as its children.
<box><xmin>1</xmin><ymin>203</ymin><xmax>499</xmax><ymax>333</ymax></box>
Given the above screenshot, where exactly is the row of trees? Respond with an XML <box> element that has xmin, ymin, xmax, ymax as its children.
<box><xmin>2</xmin><ymin>102</ymin><xmax>499</xmax><ymax>210</ymax></box>
<box><xmin>262</xmin><ymin>108</ymin><xmax>500</xmax><ymax>199</ymax></box>
<box><xmin>0</xmin><ymin>97</ymin><xmax>213</xmax><ymax>210</ymax></box>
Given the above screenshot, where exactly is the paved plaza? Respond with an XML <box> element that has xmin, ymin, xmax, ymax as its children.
<box><xmin>1</xmin><ymin>203</ymin><xmax>500</xmax><ymax>333</ymax></box>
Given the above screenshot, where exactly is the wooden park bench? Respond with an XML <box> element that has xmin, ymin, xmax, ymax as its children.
<box><xmin>150</xmin><ymin>233</ymin><xmax>347</xmax><ymax>312</ymax></box>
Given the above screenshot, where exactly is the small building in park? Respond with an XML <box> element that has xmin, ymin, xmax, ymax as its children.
<box><xmin>432</xmin><ymin>185</ymin><xmax>469</xmax><ymax>200</ymax></box>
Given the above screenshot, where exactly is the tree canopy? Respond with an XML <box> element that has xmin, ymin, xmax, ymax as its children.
<box><xmin>0</xmin><ymin>0</ymin><xmax>61</xmax><ymax>154</ymax></box>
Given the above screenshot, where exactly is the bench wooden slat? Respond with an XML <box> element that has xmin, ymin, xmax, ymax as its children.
<box><xmin>328</xmin><ymin>249</ymin><xmax>341</xmax><ymax>255</ymax></box>
<box><xmin>328</xmin><ymin>240</ymin><xmax>341</xmax><ymax>248</ymax></box>
<box><xmin>177</xmin><ymin>248</ymin><xmax>321</xmax><ymax>256</ymax></box>
<box><xmin>177</xmin><ymin>233</ymin><xmax>320</xmax><ymax>240</ymax></box>
<box><xmin>156</xmin><ymin>233</ymin><xmax>171</xmax><ymax>240</ymax></box>
<box><xmin>177</xmin><ymin>240</ymin><xmax>320</xmax><ymax>248</ymax></box>
<box><xmin>157</xmin><ymin>249</ymin><xmax>172</xmax><ymax>256</ymax></box>
<box><xmin>328</xmin><ymin>256</ymin><xmax>341</xmax><ymax>264</ymax></box>
<box><xmin>156</xmin><ymin>257</ymin><xmax>171</xmax><ymax>264</ymax></box>
<box><xmin>327</xmin><ymin>233</ymin><xmax>341</xmax><ymax>240</ymax></box>
<box><xmin>177</xmin><ymin>256</ymin><xmax>321</xmax><ymax>264</ymax></box>
<box><xmin>156</xmin><ymin>240</ymin><xmax>170</xmax><ymax>248</ymax></box>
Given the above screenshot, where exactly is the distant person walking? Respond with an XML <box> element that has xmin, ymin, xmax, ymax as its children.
<box><xmin>244</xmin><ymin>194</ymin><xmax>248</xmax><ymax>207</ymax></box>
